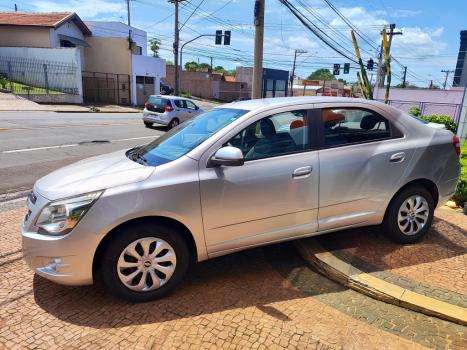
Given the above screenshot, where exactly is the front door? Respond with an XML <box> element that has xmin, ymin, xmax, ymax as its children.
<box><xmin>316</xmin><ymin>104</ymin><xmax>412</xmax><ymax>231</ymax></box>
<box><xmin>199</xmin><ymin>108</ymin><xmax>320</xmax><ymax>256</ymax></box>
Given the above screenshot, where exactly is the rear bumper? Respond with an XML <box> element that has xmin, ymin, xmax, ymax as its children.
<box><xmin>436</xmin><ymin>177</ymin><xmax>460</xmax><ymax>208</ymax></box>
<box><xmin>143</xmin><ymin>110</ymin><xmax>169</xmax><ymax>126</ymax></box>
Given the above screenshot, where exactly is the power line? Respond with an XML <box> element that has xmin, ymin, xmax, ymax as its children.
<box><xmin>180</xmin><ymin>0</ymin><xmax>205</xmax><ymax>30</ymax></box>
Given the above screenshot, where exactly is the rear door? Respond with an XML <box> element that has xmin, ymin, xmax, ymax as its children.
<box><xmin>315</xmin><ymin>103</ymin><xmax>413</xmax><ymax>231</ymax></box>
<box><xmin>173</xmin><ymin>99</ymin><xmax>189</xmax><ymax>121</ymax></box>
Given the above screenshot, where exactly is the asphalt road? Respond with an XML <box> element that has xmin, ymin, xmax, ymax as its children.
<box><xmin>0</xmin><ymin>111</ymin><xmax>165</xmax><ymax>194</ymax></box>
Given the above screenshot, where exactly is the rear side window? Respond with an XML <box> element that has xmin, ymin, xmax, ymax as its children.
<box><xmin>322</xmin><ymin>108</ymin><xmax>391</xmax><ymax>147</ymax></box>
<box><xmin>174</xmin><ymin>100</ymin><xmax>185</xmax><ymax>108</ymax></box>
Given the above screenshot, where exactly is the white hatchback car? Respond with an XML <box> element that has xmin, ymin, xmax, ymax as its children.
<box><xmin>143</xmin><ymin>95</ymin><xmax>204</xmax><ymax>129</ymax></box>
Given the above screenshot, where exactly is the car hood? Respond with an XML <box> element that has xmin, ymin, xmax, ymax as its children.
<box><xmin>35</xmin><ymin>149</ymin><xmax>155</xmax><ymax>201</ymax></box>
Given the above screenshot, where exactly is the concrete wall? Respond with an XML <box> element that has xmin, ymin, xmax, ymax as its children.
<box><xmin>0</xmin><ymin>26</ymin><xmax>51</xmax><ymax>48</ymax></box>
<box><xmin>84</xmin><ymin>37</ymin><xmax>130</xmax><ymax>74</ymax></box>
<box><xmin>373</xmin><ymin>87</ymin><xmax>466</xmax><ymax>123</ymax></box>
<box><xmin>85</xmin><ymin>21</ymin><xmax>147</xmax><ymax>55</ymax></box>
<box><xmin>0</xmin><ymin>46</ymin><xmax>82</xmax><ymax>101</ymax></box>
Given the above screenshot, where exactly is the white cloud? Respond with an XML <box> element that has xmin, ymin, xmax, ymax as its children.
<box><xmin>30</xmin><ymin>0</ymin><xmax>126</xmax><ymax>18</ymax></box>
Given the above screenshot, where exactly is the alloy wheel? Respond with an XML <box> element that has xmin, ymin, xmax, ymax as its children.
<box><xmin>117</xmin><ymin>237</ymin><xmax>177</xmax><ymax>292</ymax></box>
<box><xmin>397</xmin><ymin>195</ymin><xmax>429</xmax><ymax>236</ymax></box>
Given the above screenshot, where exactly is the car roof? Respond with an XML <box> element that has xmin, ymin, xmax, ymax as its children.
<box><xmin>149</xmin><ymin>95</ymin><xmax>192</xmax><ymax>101</ymax></box>
<box><xmin>220</xmin><ymin>96</ymin><xmax>392</xmax><ymax>112</ymax></box>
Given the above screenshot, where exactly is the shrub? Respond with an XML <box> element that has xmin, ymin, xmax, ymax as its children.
<box><xmin>0</xmin><ymin>77</ymin><xmax>8</xmax><ymax>89</ymax></box>
<box><xmin>452</xmin><ymin>142</ymin><xmax>467</xmax><ymax>208</ymax></box>
<box><xmin>408</xmin><ymin>106</ymin><xmax>421</xmax><ymax>117</ymax></box>
<box><xmin>420</xmin><ymin>114</ymin><xmax>457</xmax><ymax>134</ymax></box>
<box><xmin>180</xmin><ymin>92</ymin><xmax>192</xmax><ymax>98</ymax></box>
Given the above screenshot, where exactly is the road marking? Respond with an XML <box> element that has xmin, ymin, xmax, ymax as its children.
<box><xmin>0</xmin><ymin>121</ymin><xmax>141</xmax><ymax>132</ymax></box>
<box><xmin>1</xmin><ymin>135</ymin><xmax>158</xmax><ymax>154</ymax></box>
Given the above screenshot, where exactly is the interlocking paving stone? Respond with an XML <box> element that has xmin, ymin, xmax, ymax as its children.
<box><xmin>0</xmin><ymin>206</ymin><xmax>465</xmax><ymax>349</ymax></box>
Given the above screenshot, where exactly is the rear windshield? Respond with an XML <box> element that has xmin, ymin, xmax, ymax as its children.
<box><xmin>148</xmin><ymin>97</ymin><xmax>168</xmax><ymax>107</ymax></box>
<box><xmin>128</xmin><ymin>108</ymin><xmax>248</xmax><ymax>166</ymax></box>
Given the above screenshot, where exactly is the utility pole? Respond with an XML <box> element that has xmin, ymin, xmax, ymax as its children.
<box><xmin>441</xmin><ymin>69</ymin><xmax>454</xmax><ymax>89</ymax></box>
<box><xmin>169</xmin><ymin>0</ymin><xmax>186</xmax><ymax>96</ymax></box>
<box><xmin>252</xmin><ymin>0</ymin><xmax>265</xmax><ymax>99</ymax></box>
<box><xmin>210</xmin><ymin>57</ymin><xmax>213</xmax><ymax>72</ymax></box>
<box><xmin>377</xmin><ymin>24</ymin><xmax>402</xmax><ymax>88</ymax></box>
<box><xmin>290</xmin><ymin>49</ymin><xmax>307</xmax><ymax>96</ymax></box>
<box><xmin>402</xmin><ymin>66</ymin><xmax>407</xmax><ymax>88</ymax></box>
<box><xmin>127</xmin><ymin>0</ymin><xmax>133</xmax><ymax>104</ymax></box>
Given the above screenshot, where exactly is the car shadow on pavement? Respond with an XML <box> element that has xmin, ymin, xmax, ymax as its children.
<box><xmin>32</xmin><ymin>242</ymin><xmax>345</xmax><ymax>329</ymax></box>
<box><xmin>315</xmin><ymin>217</ymin><xmax>467</xmax><ymax>273</ymax></box>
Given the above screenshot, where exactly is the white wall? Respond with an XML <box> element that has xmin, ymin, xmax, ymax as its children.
<box><xmin>85</xmin><ymin>21</ymin><xmax>147</xmax><ymax>55</ymax></box>
<box><xmin>0</xmin><ymin>47</ymin><xmax>83</xmax><ymax>102</ymax></box>
<box><xmin>51</xmin><ymin>21</ymin><xmax>86</xmax><ymax>66</ymax></box>
<box><xmin>131</xmin><ymin>55</ymin><xmax>166</xmax><ymax>105</ymax></box>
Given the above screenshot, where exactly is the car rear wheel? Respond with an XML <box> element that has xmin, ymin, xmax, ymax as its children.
<box><xmin>144</xmin><ymin>121</ymin><xmax>153</xmax><ymax>128</ymax></box>
<box><xmin>98</xmin><ymin>222</ymin><xmax>190</xmax><ymax>302</ymax></box>
<box><xmin>383</xmin><ymin>186</ymin><xmax>434</xmax><ymax>243</ymax></box>
<box><xmin>168</xmin><ymin>118</ymin><xmax>179</xmax><ymax>129</ymax></box>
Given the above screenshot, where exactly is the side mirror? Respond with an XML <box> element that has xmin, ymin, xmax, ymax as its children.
<box><xmin>195</xmin><ymin>105</ymin><xmax>199</xmax><ymax>110</ymax></box>
<box><xmin>208</xmin><ymin>146</ymin><xmax>244</xmax><ymax>167</ymax></box>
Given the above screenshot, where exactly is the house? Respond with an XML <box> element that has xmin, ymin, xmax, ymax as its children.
<box><xmin>0</xmin><ymin>12</ymin><xmax>91</xmax><ymax>64</ymax></box>
<box><xmin>82</xmin><ymin>21</ymin><xmax>166</xmax><ymax>105</ymax></box>
<box><xmin>0</xmin><ymin>12</ymin><xmax>165</xmax><ymax>105</ymax></box>
<box><xmin>235</xmin><ymin>66</ymin><xmax>289</xmax><ymax>98</ymax></box>
<box><xmin>453</xmin><ymin>30</ymin><xmax>467</xmax><ymax>87</ymax></box>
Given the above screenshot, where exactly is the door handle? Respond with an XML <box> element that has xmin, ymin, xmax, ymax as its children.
<box><xmin>293</xmin><ymin>166</ymin><xmax>312</xmax><ymax>178</ymax></box>
<box><xmin>390</xmin><ymin>152</ymin><xmax>405</xmax><ymax>163</ymax></box>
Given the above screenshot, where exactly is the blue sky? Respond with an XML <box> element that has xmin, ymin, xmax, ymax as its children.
<box><xmin>1</xmin><ymin>0</ymin><xmax>465</xmax><ymax>88</ymax></box>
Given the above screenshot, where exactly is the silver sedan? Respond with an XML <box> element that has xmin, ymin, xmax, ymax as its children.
<box><xmin>22</xmin><ymin>97</ymin><xmax>461</xmax><ymax>301</ymax></box>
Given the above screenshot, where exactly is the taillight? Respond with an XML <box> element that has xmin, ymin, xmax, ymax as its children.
<box><xmin>453</xmin><ymin>136</ymin><xmax>460</xmax><ymax>157</ymax></box>
<box><xmin>144</xmin><ymin>102</ymin><xmax>149</xmax><ymax>108</ymax></box>
<box><xmin>165</xmin><ymin>101</ymin><xmax>173</xmax><ymax>112</ymax></box>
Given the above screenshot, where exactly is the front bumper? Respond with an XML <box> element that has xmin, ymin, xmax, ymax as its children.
<box><xmin>22</xmin><ymin>229</ymin><xmax>94</xmax><ymax>285</ymax></box>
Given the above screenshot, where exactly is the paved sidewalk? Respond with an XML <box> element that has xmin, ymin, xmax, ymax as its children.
<box><xmin>0</xmin><ymin>203</ymin><xmax>465</xmax><ymax>349</ymax></box>
<box><xmin>297</xmin><ymin>208</ymin><xmax>467</xmax><ymax>325</ymax></box>
<box><xmin>0</xmin><ymin>92</ymin><xmax>51</xmax><ymax>111</ymax></box>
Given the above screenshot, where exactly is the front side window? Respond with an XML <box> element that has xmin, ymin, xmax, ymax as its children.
<box><xmin>322</xmin><ymin>108</ymin><xmax>391</xmax><ymax>147</ymax></box>
<box><xmin>131</xmin><ymin>108</ymin><xmax>247</xmax><ymax>166</ymax></box>
<box><xmin>186</xmin><ymin>101</ymin><xmax>197</xmax><ymax>110</ymax></box>
<box><xmin>224</xmin><ymin>110</ymin><xmax>310</xmax><ymax>161</ymax></box>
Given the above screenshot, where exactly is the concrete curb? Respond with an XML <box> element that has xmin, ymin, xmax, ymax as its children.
<box><xmin>295</xmin><ymin>238</ymin><xmax>467</xmax><ymax>326</ymax></box>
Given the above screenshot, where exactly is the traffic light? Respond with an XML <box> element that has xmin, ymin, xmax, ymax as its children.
<box><xmin>343</xmin><ymin>63</ymin><xmax>350</xmax><ymax>74</ymax></box>
<box><xmin>333</xmin><ymin>63</ymin><xmax>340</xmax><ymax>76</ymax></box>
<box><xmin>224</xmin><ymin>30</ymin><xmax>231</xmax><ymax>45</ymax></box>
<box><xmin>366</xmin><ymin>59</ymin><xmax>374</xmax><ymax>71</ymax></box>
<box><xmin>215</xmin><ymin>30</ymin><xmax>222</xmax><ymax>45</ymax></box>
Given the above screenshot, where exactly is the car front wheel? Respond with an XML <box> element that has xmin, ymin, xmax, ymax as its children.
<box><xmin>98</xmin><ymin>222</ymin><xmax>190</xmax><ymax>302</ymax></box>
<box><xmin>383</xmin><ymin>186</ymin><xmax>434</xmax><ymax>244</ymax></box>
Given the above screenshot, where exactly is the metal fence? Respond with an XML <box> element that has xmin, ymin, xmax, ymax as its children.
<box><xmin>0</xmin><ymin>56</ymin><xmax>79</xmax><ymax>96</ymax></box>
<box><xmin>82</xmin><ymin>71</ymin><xmax>131</xmax><ymax>105</ymax></box>
<box><xmin>378</xmin><ymin>99</ymin><xmax>463</xmax><ymax>125</ymax></box>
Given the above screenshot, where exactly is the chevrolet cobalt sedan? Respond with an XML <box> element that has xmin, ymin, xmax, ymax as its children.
<box><xmin>22</xmin><ymin>97</ymin><xmax>461</xmax><ymax>301</ymax></box>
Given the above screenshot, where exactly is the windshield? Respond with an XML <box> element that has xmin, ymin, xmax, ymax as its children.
<box><xmin>129</xmin><ymin>108</ymin><xmax>247</xmax><ymax>166</ymax></box>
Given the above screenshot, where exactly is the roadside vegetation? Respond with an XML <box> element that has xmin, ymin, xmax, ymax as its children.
<box><xmin>409</xmin><ymin>106</ymin><xmax>466</xmax><ymax>207</ymax></box>
<box><xmin>0</xmin><ymin>78</ymin><xmax>63</xmax><ymax>94</ymax></box>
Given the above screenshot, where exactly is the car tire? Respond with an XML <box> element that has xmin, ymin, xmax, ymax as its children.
<box><xmin>168</xmin><ymin>118</ymin><xmax>179</xmax><ymax>129</ymax></box>
<box><xmin>98</xmin><ymin>221</ymin><xmax>191</xmax><ymax>302</ymax></box>
<box><xmin>144</xmin><ymin>121</ymin><xmax>153</xmax><ymax>128</ymax></box>
<box><xmin>382</xmin><ymin>186</ymin><xmax>434</xmax><ymax>244</ymax></box>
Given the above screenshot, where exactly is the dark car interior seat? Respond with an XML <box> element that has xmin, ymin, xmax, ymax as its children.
<box><xmin>245</xmin><ymin>119</ymin><xmax>297</xmax><ymax>160</ymax></box>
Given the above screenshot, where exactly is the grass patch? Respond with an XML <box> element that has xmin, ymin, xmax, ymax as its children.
<box><xmin>452</xmin><ymin>142</ymin><xmax>467</xmax><ymax>208</ymax></box>
<box><xmin>0</xmin><ymin>80</ymin><xmax>64</xmax><ymax>94</ymax></box>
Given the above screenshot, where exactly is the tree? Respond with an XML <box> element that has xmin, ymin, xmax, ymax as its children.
<box><xmin>166</xmin><ymin>60</ymin><xmax>174</xmax><ymax>65</ymax></box>
<box><xmin>198</xmin><ymin>63</ymin><xmax>211</xmax><ymax>72</ymax></box>
<box><xmin>307</xmin><ymin>68</ymin><xmax>336</xmax><ymax>81</ymax></box>
<box><xmin>149</xmin><ymin>38</ymin><xmax>161</xmax><ymax>58</ymax></box>
<box><xmin>229</xmin><ymin>69</ymin><xmax>236</xmax><ymax>77</ymax></box>
<box><xmin>184</xmin><ymin>61</ymin><xmax>198</xmax><ymax>71</ymax></box>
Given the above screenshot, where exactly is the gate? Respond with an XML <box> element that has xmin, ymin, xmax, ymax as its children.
<box><xmin>82</xmin><ymin>71</ymin><xmax>130</xmax><ymax>105</ymax></box>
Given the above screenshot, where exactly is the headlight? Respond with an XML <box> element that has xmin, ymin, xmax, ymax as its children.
<box><xmin>35</xmin><ymin>191</ymin><xmax>102</xmax><ymax>235</ymax></box>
